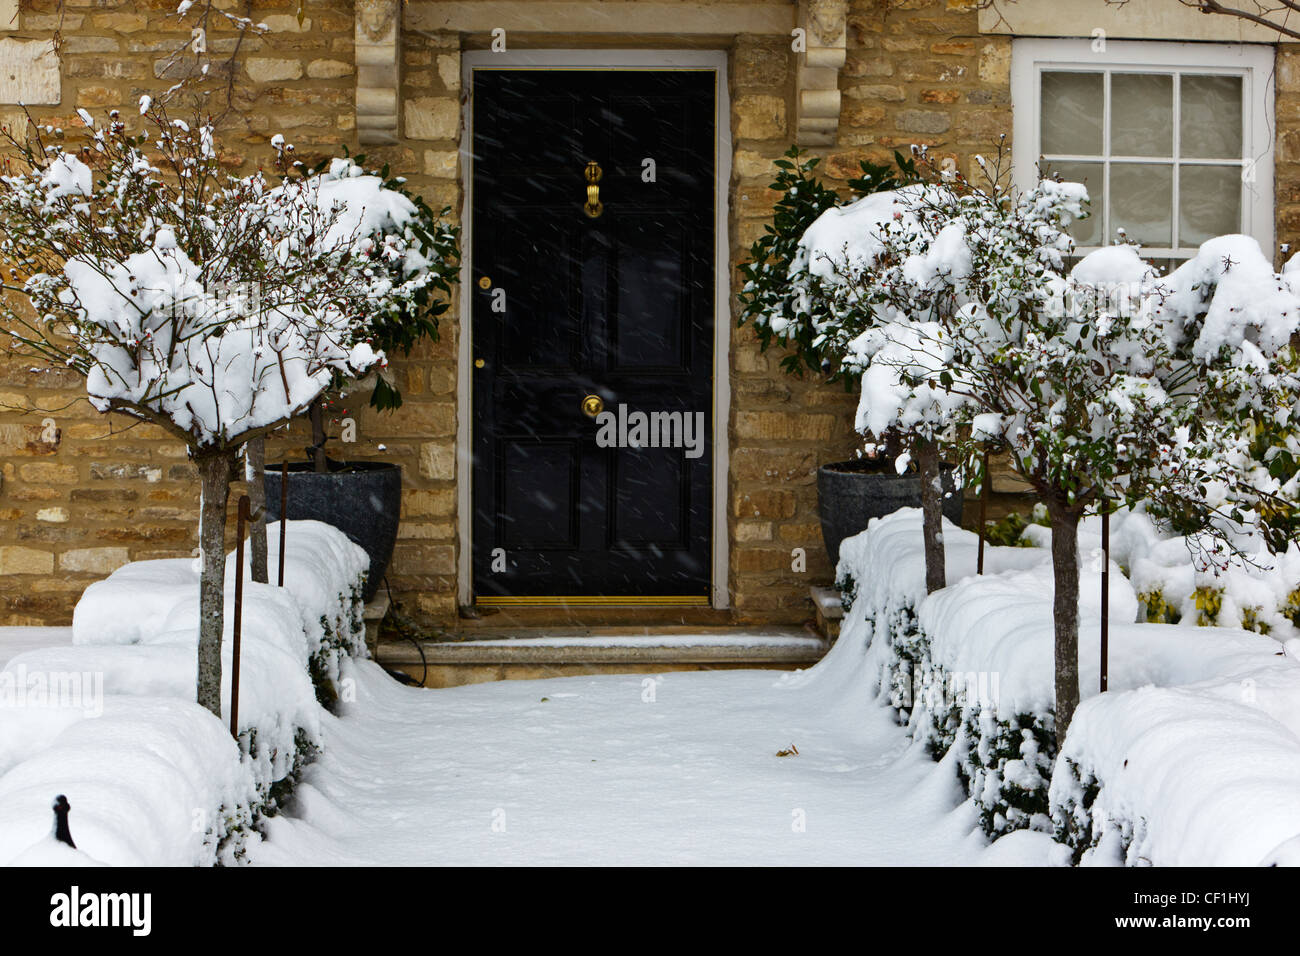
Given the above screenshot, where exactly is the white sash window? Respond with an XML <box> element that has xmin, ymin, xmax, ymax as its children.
<box><xmin>1011</xmin><ymin>39</ymin><xmax>1275</xmax><ymax>263</ymax></box>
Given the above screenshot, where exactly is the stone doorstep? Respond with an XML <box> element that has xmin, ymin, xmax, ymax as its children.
<box><xmin>375</xmin><ymin>625</ymin><xmax>827</xmax><ymax>667</ymax></box>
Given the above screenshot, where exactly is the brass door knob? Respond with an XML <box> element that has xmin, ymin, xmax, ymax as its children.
<box><xmin>581</xmin><ymin>394</ymin><xmax>604</xmax><ymax>417</ymax></box>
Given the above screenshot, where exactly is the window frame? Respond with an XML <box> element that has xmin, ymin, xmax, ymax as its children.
<box><xmin>1011</xmin><ymin>38</ymin><xmax>1275</xmax><ymax>261</ymax></box>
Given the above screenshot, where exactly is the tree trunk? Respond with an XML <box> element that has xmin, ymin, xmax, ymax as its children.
<box><xmin>196</xmin><ymin>450</ymin><xmax>233</xmax><ymax>718</ymax></box>
<box><xmin>916</xmin><ymin>437</ymin><xmax>946</xmax><ymax>594</ymax></box>
<box><xmin>309</xmin><ymin>396</ymin><xmax>328</xmax><ymax>474</ymax></box>
<box><xmin>1047</xmin><ymin>495</ymin><xmax>1083</xmax><ymax>751</ymax></box>
<box><xmin>244</xmin><ymin>437</ymin><xmax>268</xmax><ymax>584</ymax></box>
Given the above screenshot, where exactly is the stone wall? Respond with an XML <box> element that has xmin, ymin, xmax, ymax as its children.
<box><xmin>0</xmin><ymin>0</ymin><xmax>1295</xmax><ymax>627</ymax></box>
<box><xmin>1275</xmin><ymin>46</ymin><xmax>1300</xmax><ymax>266</ymax></box>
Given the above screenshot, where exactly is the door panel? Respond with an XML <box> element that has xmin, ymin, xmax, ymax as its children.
<box><xmin>611</xmin><ymin>215</ymin><xmax>688</xmax><ymax>372</ymax></box>
<box><xmin>471</xmin><ymin>68</ymin><xmax>715</xmax><ymax>601</ymax></box>
<box><xmin>498</xmin><ymin>438</ymin><xmax>580</xmax><ymax>550</ymax></box>
<box><xmin>611</xmin><ymin>448</ymin><xmax>690</xmax><ymax>550</ymax></box>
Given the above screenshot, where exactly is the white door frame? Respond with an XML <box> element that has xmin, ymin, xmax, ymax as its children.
<box><xmin>455</xmin><ymin>48</ymin><xmax>733</xmax><ymax>609</ymax></box>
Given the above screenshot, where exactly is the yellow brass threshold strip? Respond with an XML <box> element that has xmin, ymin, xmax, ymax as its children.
<box><xmin>477</xmin><ymin>595</ymin><xmax>711</xmax><ymax>607</ymax></box>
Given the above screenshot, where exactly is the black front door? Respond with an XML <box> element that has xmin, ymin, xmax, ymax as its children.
<box><xmin>471</xmin><ymin>67</ymin><xmax>716</xmax><ymax>603</ymax></box>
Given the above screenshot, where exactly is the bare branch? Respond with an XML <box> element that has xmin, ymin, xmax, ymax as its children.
<box><xmin>1177</xmin><ymin>0</ymin><xmax>1300</xmax><ymax>40</ymax></box>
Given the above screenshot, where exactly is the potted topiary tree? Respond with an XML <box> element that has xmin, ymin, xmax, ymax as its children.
<box><xmin>738</xmin><ymin>148</ymin><xmax>960</xmax><ymax>576</ymax></box>
<box><xmin>0</xmin><ymin>102</ymin><xmax>403</xmax><ymax>716</ymax></box>
<box><xmin>792</xmin><ymin>178</ymin><xmax>970</xmax><ymax>588</ymax></box>
<box><xmin>877</xmin><ymin>144</ymin><xmax>1300</xmax><ymax>745</ymax></box>
<box><xmin>257</xmin><ymin>148</ymin><xmax>459</xmax><ymax>601</ymax></box>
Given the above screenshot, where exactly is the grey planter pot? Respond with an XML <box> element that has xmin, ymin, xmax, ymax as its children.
<box><xmin>817</xmin><ymin>459</ymin><xmax>963</xmax><ymax>570</ymax></box>
<box><xmin>264</xmin><ymin>460</ymin><xmax>401</xmax><ymax>603</ymax></box>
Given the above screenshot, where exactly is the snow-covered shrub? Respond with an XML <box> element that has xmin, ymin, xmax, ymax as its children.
<box><xmin>757</xmin><ymin>140</ymin><xmax>1300</xmax><ymax>745</ymax></box>
<box><xmin>1130</xmin><ymin>248</ymin><xmax>1300</xmax><ymax>634</ymax></box>
<box><xmin>740</xmin><ymin>148</ymin><xmax>967</xmax><ymax>596</ymax></box>
<box><xmin>296</xmin><ymin>150</ymin><xmax>460</xmax><ymax>414</ymax></box>
<box><xmin>0</xmin><ymin>107</ymin><xmax>396</xmax><ymax>452</ymax></box>
<box><xmin>1143</xmin><ymin>236</ymin><xmax>1300</xmax><ymax>557</ymax></box>
<box><xmin>1103</xmin><ymin>507</ymin><xmax>1300</xmax><ymax>639</ymax></box>
<box><xmin>737</xmin><ymin>146</ymin><xmax>914</xmax><ymax>377</ymax></box>
<box><xmin>260</xmin><ymin>520</ymin><xmax>368</xmax><ymax>700</ymax></box>
<box><xmin>837</xmin><ymin>513</ymin><xmax>1055</xmax><ymax>832</ymax></box>
<box><xmin>1136</xmin><ymin>589</ymin><xmax>1182</xmax><ymax>625</ymax></box>
<box><xmin>0</xmin><ymin>520</ymin><xmax>367</xmax><ymax>865</ymax></box>
<box><xmin>913</xmin><ymin>559</ymin><xmax>1135</xmax><ymax>837</ymax></box>
<box><xmin>274</xmin><ymin>148</ymin><xmax>459</xmax><ymax>525</ymax></box>
<box><xmin>981</xmin><ymin>508</ymin><xmax>1049</xmax><ymax>547</ymax></box>
<box><xmin>849</xmin><ymin>149</ymin><xmax>1300</xmax><ymax>745</ymax></box>
<box><xmin>964</xmin><ymin>711</ymin><xmax>1057</xmax><ymax>835</ymax></box>
<box><xmin>926</xmin><ymin>178</ymin><xmax>1179</xmax><ymax>744</ymax></box>
<box><xmin>72</xmin><ymin>519</ymin><xmax>366</xmax><ymax>699</ymax></box>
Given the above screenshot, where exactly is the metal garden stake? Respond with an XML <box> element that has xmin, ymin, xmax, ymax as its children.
<box><xmin>231</xmin><ymin>494</ymin><xmax>250</xmax><ymax>737</ymax></box>
<box><xmin>278</xmin><ymin>460</ymin><xmax>288</xmax><ymax>587</ymax></box>
<box><xmin>1101</xmin><ymin>505</ymin><xmax>1110</xmax><ymax>693</ymax></box>
<box><xmin>977</xmin><ymin>448</ymin><xmax>990</xmax><ymax>575</ymax></box>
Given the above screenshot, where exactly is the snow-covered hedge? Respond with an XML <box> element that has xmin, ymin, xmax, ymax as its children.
<box><xmin>839</xmin><ymin>508</ymin><xmax>1300</xmax><ymax>847</ymax></box>
<box><xmin>1050</xmin><ymin>670</ymin><xmax>1300</xmax><ymax>865</ymax></box>
<box><xmin>841</xmin><ymin>509</ymin><xmax>1055</xmax><ymax>833</ymax></box>
<box><xmin>72</xmin><ymin>520</ymin><xmax>365</xmax><ymax>700</ymax></box>
<box><xmin>0</xmin><ymin>520</ymin><xmax>366</xmax><ymax>865</ymax></box>
<box><xmin>0</xmin><ymin>697</ymin><xmax>256</xmax><ymax>866</ymax></box>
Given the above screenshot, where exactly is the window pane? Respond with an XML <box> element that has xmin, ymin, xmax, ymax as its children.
<box><xmin>1041</xmin><ymin>71</ymin><xmax>1103</xmax><ymax>155</ymax></box>
<box><xmin>1180</xmin><ymin>74</ymin><xmax>1242</xmax><ymax>159</ymax></box>
<box><xmin>1179</xmin><ymin>164</ymin><xmax>1242</xmax><ymax>245</ymax></box>
<box><xmin>1110</xmin><ymin>163</ymin><xmax>1173</xmax><ymax>246</ymax></box>
<box><xmin>1044</xmin><ymin>160</ymin><xmax>1103</xmax><ymax>246</ymax></box>
<box><xmin>1111</xmin><ymin>73</ymin><xmax>1173</xmax><ymax>157</ymax></box>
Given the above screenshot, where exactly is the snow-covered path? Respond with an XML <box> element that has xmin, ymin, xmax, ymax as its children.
<box><xmin>251</xmin><ymin>651</ymin><xmax>1056</xmax><ymax>866</ymax></box>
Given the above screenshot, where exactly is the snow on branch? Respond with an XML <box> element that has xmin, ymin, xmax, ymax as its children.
<box><xmin>0</xmin><ymin>101</ymin><xmax>442</xmax><ymax>452</ymax></box>
<box><xmin>787</xmin><ymin>140</ymin><xmax>1300</xmax><ymax>560</ymax></box>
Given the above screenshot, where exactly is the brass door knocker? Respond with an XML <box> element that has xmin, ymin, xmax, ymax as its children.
<box><xmin>583</xmin><ymin>161</ymin><xmax>603</xmax><ymax>218</ymax></box>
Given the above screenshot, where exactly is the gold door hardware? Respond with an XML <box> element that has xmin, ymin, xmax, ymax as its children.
<box><xmin>478</xmin><ymin>276</ymin><xmax>492</xmax><ymax>289</ymax></box>
<box><xmin>474</xmin><ymin>358</ymin><xmax>485</xmax><ymax>369</ymax></box>
<box><xmin>581</xmin><ymin>394</ymin><xmax>605</xmax><ymax>417</ymax></box>
<box><xmin>479</xmin><ymin>595</ymin><xmax>711</xmax><ymax>607</ymax></box>
<box><xmin>583</xmin><ymin>161</ymin><xmax>603</xmax><ymax>219</ymax></box>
